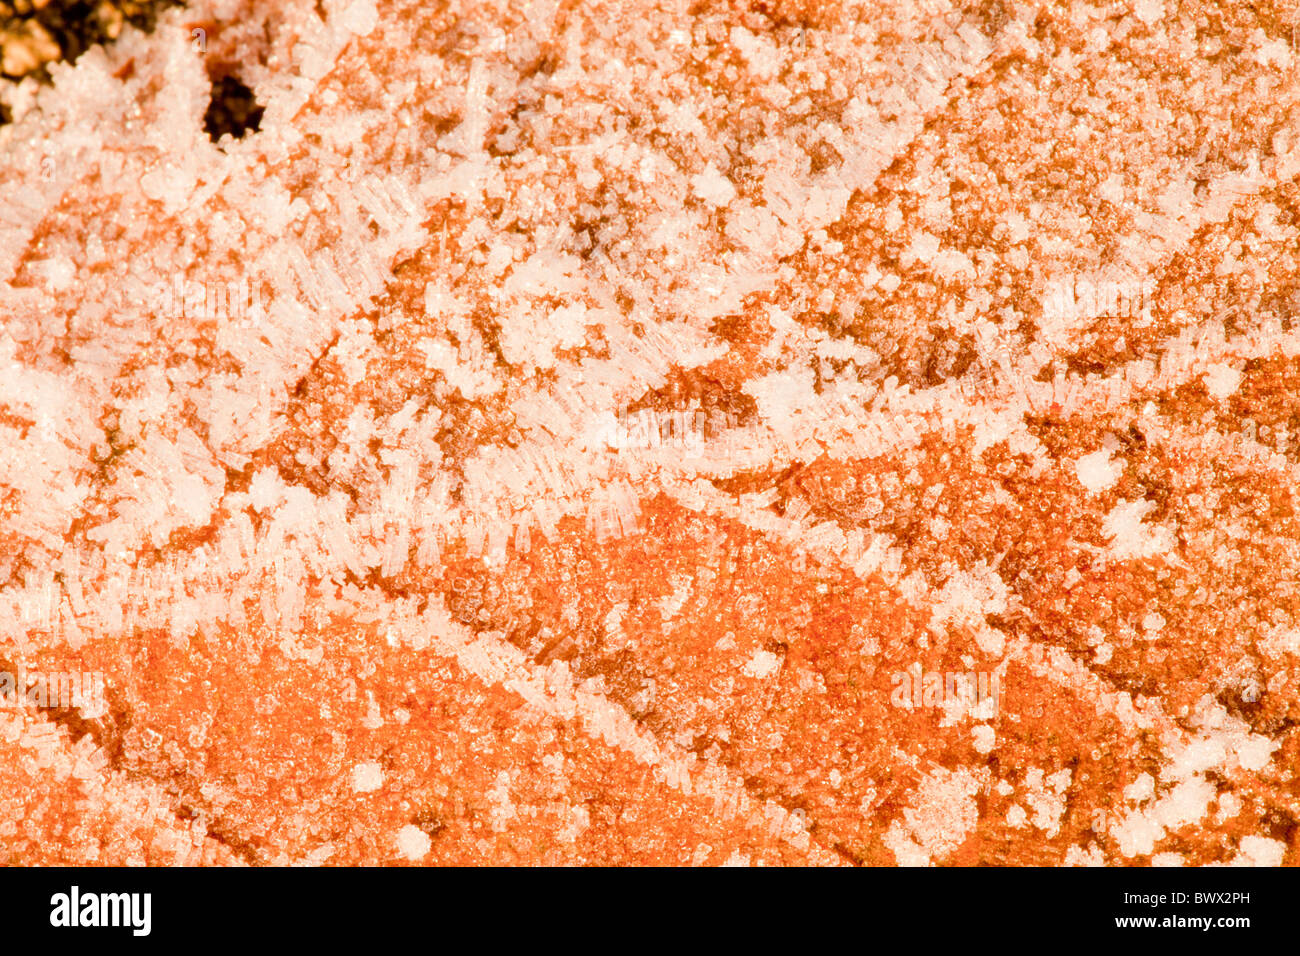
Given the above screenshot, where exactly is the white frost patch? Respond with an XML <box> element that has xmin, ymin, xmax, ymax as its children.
<box><xmin>1202</xmin><ymin>363</ymin><xmax>1242</xmax><ymax>400</ymax></box>
<box><xmin>1154</xmin><ymin>776</ymin><xmax>1218</xmax><ymax>831</ymax></box>
<box><xmin>1101</xmin><ymin>498</ymin><xmax>1176</xmax><ymax>562</ymax></box>
<box><xmin>1098</xmin><ymin>173</ymin><xmax>1126</xmax><ymax>204</ymax></box>
<box><xmin>1251</xmin><ymin>32</ymin><xmax>1293</xmax><ymax>68</ymax></box>
<box><xmin>1233</xmin><ymin>835</ymin><xmax>1286</xmax><ymax>867</ymax></box>
<box><xmin>1163</xmin><ymin>698</ymin><xmax>1280</xmax><ymax>781</ymax></box>
<box><xmin>1123</xmin><ymin>773</ymin><xmax>1155</xmax><ymax>804</ymax></box>
<box><xmin>691</xmin><ymin>163</ymin><xmax>737</xmax><ymax>207</ymax></box>
<box><xmin>1235</xmin><ymin>735</ymin><xmax>1274</xmax><ymax>771</ymax></box>
<box><xmin>657</xmin><ymin>574</ymin><xmax>694</xmax><ymax>621</ymax></box>
<box><xmin>1023</xmin><ymin>768</ymin><xmax>1072</xmax><ymax>838</ymax></box>
<box><xmin>1112</xmin><ymin>808</ymin><xmax>1165</xmax><ymax>858</ymax></box>
<box><xmin>340</xmin><ymin>0</ymin><xmax>378</xmax><ymax>36</ymax></box>
<box><xmin>929</xmin><ymin>561</ymin><xmax>1009</xmax><ymax>657</ymax></box>
<box><xmin>1214</xmin><ymin>792</ymin><xmax>1243</xmax><ymax>825</ymax></box>
<box><xmin>1064</xmin><ymin>844</ymin><xmax>1107</xmax><ymax>866</ymax></box>
<box><xmin>901</xmin><ymin>231</ymin><xmax>941</xmax><ymax>268</ymax></box>
<box><xmin>971</xmin><ymin>724</ymin><xmax>996</xmax><ymax>754</ymax></box>
<box><xmin>743</xmin><ymin>649</ymin><xmax>782</xmax><ymax>680</ymax></box>
<box><xmin>1075</xmin><ymin>449</ymin><xmax>1122</xmax><ymax>495</ymax></box>
<box><xmin>883</xmin><ymin>767</ymin><xmax>982</xmax><ymax>866</ymax></box>
<box><xmin>351</xmin><ymin>761</ymin><xmax>384</xmax><ymax>793</ymax></box>
<box><xmin>1108</xmin><ymin>705</ymin><xmax>1260</xmax><ymax>862</ymax></box>
<box><xmin>396</xmin><ymin>824</ymin><xmax>431</xmax><ymax>861</ymax></box>
<box><xmin>1260</xmin><ymin>625</ymin><xmax>1300</xmax><ymax>659</ymax></box>
<box><xmin>1111</xmin><ymin>772</ymin><xmax>1218</xmax><ymax>859</ymax></box>
<box><xmin>1133</xmin><ymin>0</ymin><xmax>1164</xmax><ymax>25</ymax></box>
<box><xmin>743</xmin><ymin>365</ymin><xmax>816</xmax><ymax>438</ymax></box>
<box><xmin>558</xmin><ymin>804</ymin><xmax>591</xmax><ymax>844</ymax></box>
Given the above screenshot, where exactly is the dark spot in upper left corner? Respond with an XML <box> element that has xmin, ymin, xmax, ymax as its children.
<box><xmin>1</xmin><ymin>0</ymin><xmax>184</xmax><ymax>85</ymax></box>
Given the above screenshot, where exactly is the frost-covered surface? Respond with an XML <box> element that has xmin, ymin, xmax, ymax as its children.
<box><xmin>0</xmin><ymin>0</ymin><xmax>1298</xmax><ymax>864</ymax></box>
